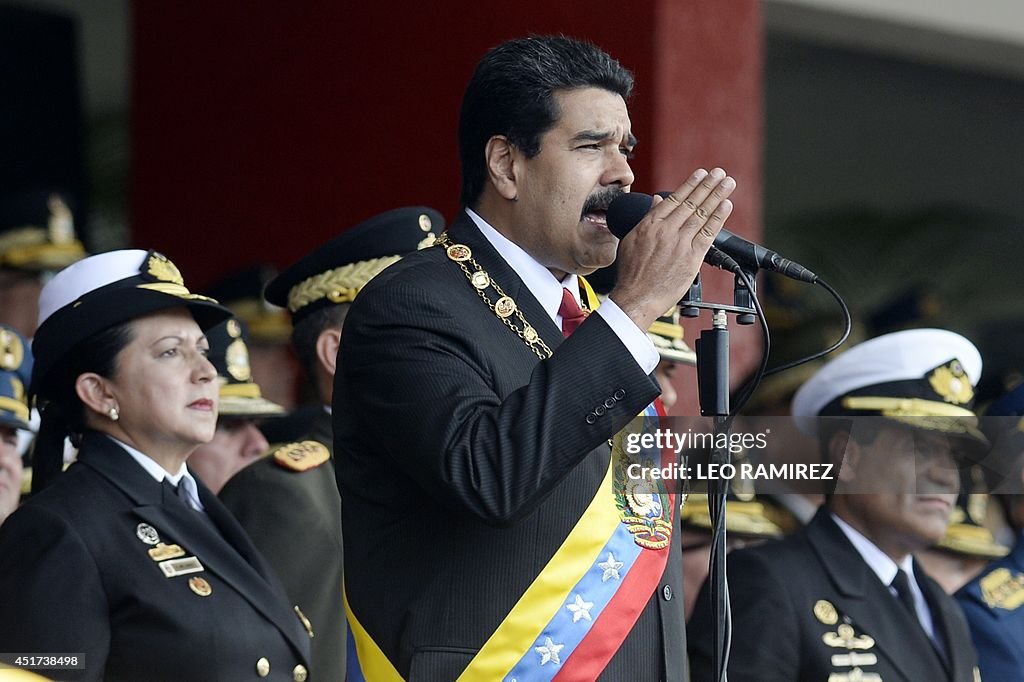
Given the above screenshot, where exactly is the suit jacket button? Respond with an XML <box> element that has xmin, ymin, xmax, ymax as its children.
<box><xmin>586</xmin><ymin>413</ymin><xmax>597</xmax><ymax>424</ymax></box>
<box><xmin>662</xmin><ymin>584</ymin><xmax>673</xmax><ymax>601</ymax></box>
<box><xmin>614</xmin><ymin>389</ymin><xmax>626</xmax><ymax>400</ymax></box>
<box><xmin>604</xmin><ymin>398</ymin><xmax>616</xmax><ymax>409</ymax></box>
<box><xmin>256</xmin><ymin>657</ymin><xmax>271</xmax><ymax>677</ymax></box>
<box><xmin>293</xmin><ymin>664</ymin><xmax>309</xmax><ymax>682</ymax></box>
<box><xmin>595</xmin><ymin>405</ymin><xmax>607</xmax><ymax>416</ymax></box>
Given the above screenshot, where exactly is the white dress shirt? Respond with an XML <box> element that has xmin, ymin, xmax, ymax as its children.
<box><xmin>111</xmin><ymin>435</ymin><xmax>206</xmax><ymax>512</ymax></box>
<box><xmin>466</xmin><ymin>208</ymin><xmax>658</xmax><ymax>374</ymax></box>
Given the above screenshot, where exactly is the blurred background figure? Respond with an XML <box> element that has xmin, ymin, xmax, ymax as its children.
<box><xmin>680</xmin><ymin>484</ymin><xmax>797</xmax><ymax>621</ymax></box>
<box><xmin>916</xmin><ymin>468</ymin><xmax>1009</xmax><ymax>594</ymax></box>
<box><xmin>956</xmin><ymin>383</ymin><xmax>1024</xmax><ymax>681</ymax></box>
<box><xmin>220</xmin><ymin>206</ymin><xmax>442</xmax><ymax>682</ymax></box>
<box><xmin>187</xmin><ymin>316</ymin><xmax>285</xmax><ymax>494</ymax></box>
<box><xmin>0</xmin><ymin>324</ymin><xmax>33</xmax><ymax>526</ymax></box>
<box><xmin>205</xmin><ymin>265</ymin><xmax>297</xmax><ymax>412</ymax></box>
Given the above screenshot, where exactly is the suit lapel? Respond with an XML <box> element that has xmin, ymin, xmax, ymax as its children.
<box><xmin>77</xmin><ymin>435</ymin><xmax>308</xmax><ymax>656</ymax></box>
<box><xmin>807</xmin><ymin>510</ymin><xmax>948</xmax><ymax>682</ymax></box>
<box><xmin>446</xmin><ymin>213</ymin><xmax>566</xmax><ymax>351</ymax></box>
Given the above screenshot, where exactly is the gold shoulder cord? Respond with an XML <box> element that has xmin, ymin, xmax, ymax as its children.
<box><xmin>436</xmin><ymin>232</ymin><xmax>591</xmax><ymax>360</ymax></box>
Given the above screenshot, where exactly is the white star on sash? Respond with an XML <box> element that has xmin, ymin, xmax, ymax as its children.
<box><xmin>598</xmin><ymin>552</ymin><xmax>624</xmax><ymax>582</ymax></box>
<box><xmin>535</xmin><ymin>636</ymin><xmax>564</xmax><ymax>666</ymax></box>
<box><xmin>566</xmin><ymin>593</ymin><xmax>594</xmax><ymax>623</ymax></box>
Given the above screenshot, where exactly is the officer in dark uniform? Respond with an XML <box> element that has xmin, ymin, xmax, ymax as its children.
<box><xmin>689</xmin><ymin>328</ymin><xmax>983</xmax><ymax>681</ymax></box>
<box><xmin>188</xmin><ymin>315</ymin><xmax>285</xmax><ymax>494</ymax></box>
<box><xmin>956</xmin><ymin>382</ymin><xmax>1024</xmax><ymax>680</ymax></box>
<box><xmin>218</xmin><ymin>206</ymin><xmax>443</xmax><ymax>682</ymax></box>
<box><xmin>0</xmin><ymin>249</ymin><xmax>310</xmax><ymax>681</ymax></box>
<box><xmin>0</xmin><ymin>323</ymin><xmax>32</xmax><ymax>526</ymax></box>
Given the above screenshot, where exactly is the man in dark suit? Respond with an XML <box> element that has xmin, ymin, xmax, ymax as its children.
<box><xmin>335</xmin><ymin>36</ymin><xmax>736</xmax><ymax>680</ymax></box>
<box><xmin>689</xmin><ymin>328</ymin><xmax>983</xmax><ymax>681</ymax></box>
<box><xmin>956</xmin><ymin>383</ymin><xmax>1024</xmax><ymax>680</ymax></box>
<box><xmin>218</xmin><ymin>207</ymin><xmax>442</xmax><ymax>682</ymax></box>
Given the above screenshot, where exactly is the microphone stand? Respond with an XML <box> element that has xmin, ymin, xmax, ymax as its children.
<box><xmin>682</xmin><ymin>268</ymin><xmax>758</xmax><ymax>682</ymax></box>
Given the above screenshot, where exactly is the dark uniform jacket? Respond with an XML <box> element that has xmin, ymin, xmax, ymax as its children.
<box><xmin>0</xmin><ymin>432</ymin><xmax>310</xmax><ymax>681</ymax></box>
<box><xmin>333</xmin><ymin>213</ymin><xmax>686</xmax><ymax>680</ymax></box>
<box><xmin>956</xmin><ymin>534</ymin><xmax>1024</xmax><ymax>681</ymax></box>
<box><xmin>689</xmin><ymin>508</ymin><xmax>979</xmax><ymax>682</ymax></box>
<box><xmin>220</xmin><ymin>408</ymin><xmax>346</xmax><ymax>682</ymax></box>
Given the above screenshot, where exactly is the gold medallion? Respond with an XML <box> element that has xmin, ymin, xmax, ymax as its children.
<box><xmin>814</xmin><ymin>599</ymin><xmax>838</xmax><ymax>625</ymax></box>
<box><xmin>446</xmin><ymin>244</ymin><xmax>472</xmax><ymax>262</ymax></box>
<box><xmin>188</xmin><ymin>576</ymin><xmax>212</xmax><ymax>597</ymax></box>
<box><xmin>523</xmin><ymin>325</ymin><xmax>538</xmax><ymax>342</ymax></box>
<box><xmin>471</xmin><ymin>271</ymin><xmax>491</xmax><ymax>290</ymax></box>
<box><xmin>494</xmin><ymin>296</ymin><xmax>516</xmax><ymax>318</ymax></box>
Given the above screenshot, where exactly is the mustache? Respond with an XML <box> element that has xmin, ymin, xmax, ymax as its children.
<box><xmin>582</xmin><ymin>187</ymin><xmax>626</xmax><ymax>216</ymax></box>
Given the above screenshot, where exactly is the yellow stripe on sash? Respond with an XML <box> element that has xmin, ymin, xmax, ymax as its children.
<box><xmin>345</xmin><ymin>586</ymin><xmax>405</xmax><ymax>682</ymax></box>
<box><xmin>456</xmin><ymin>456</ymin><xmax>619</xmax><ymax>681</ymax></box>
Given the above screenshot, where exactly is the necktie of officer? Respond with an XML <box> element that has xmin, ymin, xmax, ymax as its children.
<box><xmin>163</xmin><ymin>479</ymin><xmax>195</xmax><ymax>511</ymax></box>
<box><xmin>559</xmin><ymin>287</ymin><xmax>587</xmax><ymax>337</ymax></box>
<box><xmin>890</xmin><ymin>569</ymin><xmax>918</xmax><ymax>617</ymax></box>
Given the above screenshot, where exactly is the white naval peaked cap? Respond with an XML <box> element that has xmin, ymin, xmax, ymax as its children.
<box><xmin>37</xmin><ymin>249</ymin><xmax>151</xmax><ymax>327</ymax></box>
<box><xmin>791</xmin><ymin>328</ymin><xmax>982</xmax><ymax>436</ymax></box>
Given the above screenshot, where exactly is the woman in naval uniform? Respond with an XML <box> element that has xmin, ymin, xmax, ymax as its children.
<box><xmin>0</xmin><ymin>250</ymin><xmax>311</xmax><ymax>681</ymax></box>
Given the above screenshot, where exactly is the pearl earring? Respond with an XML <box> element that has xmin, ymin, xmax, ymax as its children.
<box><xmin>108</xmin><ymin>406</ymin><xmax>119</xmax><ymax>421</ymax></box>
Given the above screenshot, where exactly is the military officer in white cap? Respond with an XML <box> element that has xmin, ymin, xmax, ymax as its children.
<box><xmin>0</xmin><ymin>250</ymin><xmax>311</xmax><ymax>681</ymax></box>
<box><xmin>689</xmin><ymin>328</ymin><xmax>982</xmax><ymax>682</ymax></box>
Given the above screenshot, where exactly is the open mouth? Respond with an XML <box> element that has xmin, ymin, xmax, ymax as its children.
<box><xmin>583</xmin><ymin>210</ymin><xmax>609</xmax><ymax>229</ymax></box>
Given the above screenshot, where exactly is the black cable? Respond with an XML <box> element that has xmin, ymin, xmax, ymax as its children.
<box><xmin>762</xmin><ymin>276</ymin><xmax>850</xmax><ymax>377</ymax></box>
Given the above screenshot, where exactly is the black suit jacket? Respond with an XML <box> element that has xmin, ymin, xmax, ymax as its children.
<box><xmin>334</xmin><ymin>213</ymin><xmax>685</xmax><ymax>680</ymax></box>
<box><xmin>688</xmin><ymin>508</ymin><xmax>979</xmax><ymax>682</ymax></box>
<box><xmin>220</xmin><ymin>407</ymin><xmax>346</xmax><ymax>682</ymax></box>
<box><xmin>0</xmin><ymin>433</ymin><xmax>310</xmax><ymax>681</ymax></box>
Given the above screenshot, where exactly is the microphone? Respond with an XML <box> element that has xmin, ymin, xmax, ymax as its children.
<box><xmin>606</xmin><ymin>192</ymin><xmax>818</xmax><ymax>283</ymax></box>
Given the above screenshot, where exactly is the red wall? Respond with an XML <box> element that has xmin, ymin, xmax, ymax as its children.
<box><xmin>132</xmin><ymin>1</ymin><xmax>762</xmax><ymax>414</ymax></box>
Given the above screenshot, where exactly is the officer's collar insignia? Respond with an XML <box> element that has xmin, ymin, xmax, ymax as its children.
<box><xmin>980</xmin><ymin>567</ymin><xmax>1024</xmax><ymax>610</ymax></box>
<box><xmin>143</xmin><ymin>251</ymin><xmax>185</xmax><ymax>285</ymax></box>
<box><xmin>814</xmin><ymin>600</ymin><xmax>838</xmax><ymax>625</ymax></box>
<box><xmin>928</xmin><ymin>359</ymin><xmax>973</xmax><ymax>405</ymax></box>
<box><xmin>273</xmin><ymin>440</ymin><xmax>330</xmax><ymax>472</ymax></box>
<box><xmin>0</xmin><ymin>328</ymin><xmax>24</xmax><ymax>371</ymax></box>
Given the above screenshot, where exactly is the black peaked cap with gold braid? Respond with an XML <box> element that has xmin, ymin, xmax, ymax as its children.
<box><xmin>31</xmin><ymin>249</ymin><xmax>231</xmax><ymax>395</ymax></box>
<box><xmin>264</xmin><ymin>206</ymin><xmax>444</xmax><ymax>323</ymax></box>
<box><xmin>205</xmin><ymin>316</ymin><xmax>285</xmax><ymax>419</ymax></box>
<box><xmin>0</xmin><ymin>189</ymin><xmax>87</xmax><ymax>272</ymax></box>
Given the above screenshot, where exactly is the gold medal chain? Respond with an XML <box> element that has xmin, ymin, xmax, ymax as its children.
<box><xmin>436</xmin><ymin>233</ymin><xmax>553</xmax><ymax>360</ymax></box>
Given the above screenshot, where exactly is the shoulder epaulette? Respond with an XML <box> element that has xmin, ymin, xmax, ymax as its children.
<box><xmin>272</xmin><ymin>440</ymin><xmax>330</xmax><ymax>472</ymax></box>
<box><xmin>979</xmin><ymin>567</ymin><xmax>1024</xmax><ymax>610</ymax></box>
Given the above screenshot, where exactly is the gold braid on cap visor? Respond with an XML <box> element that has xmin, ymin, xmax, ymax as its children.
<box><xmin>286</xmin><ymin>255</ymin><xmax>402</xmax><ymax>313</ymax></box>
<box><xmin>840</xmin><ymin>396</ymin><xmax>978</xmax><ymax>435</ymax></box>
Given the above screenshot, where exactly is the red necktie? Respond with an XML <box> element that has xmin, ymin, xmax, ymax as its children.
<box><xmin>559</xmin><ymin>287</ymin><xmax>588</xmax><ymax>337</ymax></box>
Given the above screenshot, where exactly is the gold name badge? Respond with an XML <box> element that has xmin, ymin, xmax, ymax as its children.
<box><xmin>148</xmin><ymin>543</ymin><xmax>185</xmax><ymax>561</ymax></box>
<box><xmin>159</xmin><ymin>556</ymin><xmax>205</xmax><ymax>578</ymax></box>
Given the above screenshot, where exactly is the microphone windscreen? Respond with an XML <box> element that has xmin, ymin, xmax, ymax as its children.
<box><xmin>606</xmin><ymin>192</ymin><xmax>654</xmax><ymax>239</ymax></box>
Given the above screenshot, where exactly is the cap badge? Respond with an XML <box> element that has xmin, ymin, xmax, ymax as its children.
<box><xmin>418</xmin><ymin>214</ymin><xmax>432</xmax><ymax>232</ymax></box>
<box><xmin>143</xmin><ymin>252</ymin><xmax>185</xmax><ymax>285</ymax></box>
<box><xmin>226</xmin><ymin>338</ymin><xmax>252</xmax><ymax>382</ymax></box>
<box><xmin>47</xmin><ymin>194</ymin><xmax>75</xmax><ymax>245</ymax></box>
<box><xmin>226</xmin><ymin>319</ymin><xmax>242</xmax><ymax>338</ymax></box>
<box><xmin>273</xmin><ymin>440</ymin><xmax>330</xmax><ymax>472</ymax></box>
<box><xmin>0</xmin><ymin>328</ymin><xmax>24</xmax><ymax>371</ymax></box>
<box><xmin>928</xmin><ymin>359</ymin><xmax>973</xmax><ymax>405</ymax></box>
